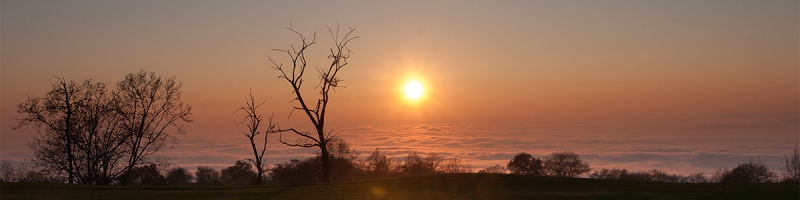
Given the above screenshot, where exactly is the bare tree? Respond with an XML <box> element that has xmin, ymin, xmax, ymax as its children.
<box><xmin>781</xmin><ymin>143</ymin><xmax>800</xmax><ymax>182</ymax></box>
<box><xmin>114</xmin><ymin>70</ymin><xmax>193</xmax><ymax>185</ymax></box>
<box><xmin>268</xmin><ymin>23</ymin><xmax>358</xmax><ymax>183</ymax></box>
<box><xmin>15</xmin><ymin>76</ymin><xmax>127</xmax><ymax>184</ymax></box>
<box><xmin>234</xmin><ymin>90</ymin><xmax>276</xmax><ymax>185</ymax></box>
<box><xmin>14</xmin><ymin>76</ymin><xmax>81</xmax><ymax>183</ymax></box>
<box><xmin>543</xmin><ymin>151</ymin><xmax>591</xmax><ymax>178</ymax></box>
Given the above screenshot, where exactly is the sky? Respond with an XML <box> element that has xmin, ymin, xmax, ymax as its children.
<box><xmin>1</xmin><ymin>0</ymin><xmax>798</xmax><ymax>175</ymax></box>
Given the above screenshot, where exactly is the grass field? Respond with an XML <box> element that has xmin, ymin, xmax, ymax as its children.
<box><xmin>1</xmin><ymin>173</ymin><xmax>798</xmax><ymax>200</ymax></box>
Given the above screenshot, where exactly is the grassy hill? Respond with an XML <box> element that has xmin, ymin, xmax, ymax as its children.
<box><xmin>1</xmin><ymin>173</ymin><xmax>798</xmax><ymax>199</ymax></box>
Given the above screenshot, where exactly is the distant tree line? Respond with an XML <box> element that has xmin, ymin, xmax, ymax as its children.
<box><xmin>269</xmin><ymin>137</ymin><xmax>473</xmax><ymax>185</ymax></box>
<box><xmin>484</xmin><ymin>144</ymin><xmax>800</xmax><ymax>184</ymax></box>
<box><xmin>497</xmin><ymin>151</ymin><xmax>591</xmax><ymax>178</ymax></box>
<box><xmin>3</xmin><ymin>143</ymin><xmax>797</xmax><ymax>184</ymax></box>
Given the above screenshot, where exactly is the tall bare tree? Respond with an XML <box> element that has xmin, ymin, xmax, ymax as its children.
<box><xmin>234</xmin><ymin>90</ymin><xmax>275</xmax><ymax>185</ymax></box>
<box><xmin>268</xmin><ymin>24</ymin><xmax>358</xmax><ymax>183</ymax></box>
<box><xmin>114</xmin><ymin>70</ymin><xmax>192</xmax><ymax>185</ymax></box>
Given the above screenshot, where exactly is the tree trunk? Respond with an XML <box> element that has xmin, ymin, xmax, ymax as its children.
<box><xmin>64</xmin><ymin>83</ymin><xmax>75</xmax><ymax>184</ymax></box>
<box><xmin>320</xmin><ymin>146</ymin><xmax>330</xmax><ymax>183</ymax></box>
<box><xmin>256</xmin><ymin>170</ymin><xmax>262</xmax><ymax>185</ymax></box>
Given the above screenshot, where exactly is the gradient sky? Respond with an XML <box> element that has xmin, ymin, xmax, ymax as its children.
<box><xmin>2</xmin><ymin>0</ymin><xmax>798</xmax><ymax>175</ymax></box>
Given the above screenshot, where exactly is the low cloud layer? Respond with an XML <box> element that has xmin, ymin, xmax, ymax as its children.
<box><xmin>2</xmin><ymin>119</ymin><xmax>796</xmax><ymax>176</ymax></box>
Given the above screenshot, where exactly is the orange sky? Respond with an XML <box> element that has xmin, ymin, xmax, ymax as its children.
<box><xmin>1</xmin><ymin>0</ymin><xmax>798</xmax><ymax>174</ymax></box>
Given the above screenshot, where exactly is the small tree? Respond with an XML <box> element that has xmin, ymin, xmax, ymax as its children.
<box><xmin>399</xmin><ymin>152</ymin><xmax>446</xmax><ymax>176</ymax></box>
<box><xmin>720</xmin><ymin>157</ymin><xmax>776</xmax><ymax>183</ymax></box>
<box><xmin>543</xmin><ymin>151</ymin><xmax>591</xmax><ymax>178</ymax></box>
<box><xmin>165</xmin><ymin>166</ymin><xmax>193</xmax><ymax>184</ymax></box>
<box><xmin>221</xmin><ymin>160</ymin><xmax>257</xmax><ymax>183</ymax></box>
<box><xmin>507</xmin><ymin>152</ymin><xmax>543</xmax><ymax>176</ymax></box>
<box><xmin>781</xmin><ymin>144</ymin><xmax>800</xmax><ymax>182</ymax></box>
<box><xmin>234</xmin><ymin>90</ymin><xmax>276</xmax><ymax>185</ymax></box>
<box><xmin>127</xmin><ymin>163</ymin><xmax>164</xmax><ymax>186</ymax></box>
<box><xmin>365</xmin><ymin>148</ymin><xmax>393</xmax><ymax>179</ymax></box>
<box><xmin>195</xmin><ymin>166</ymin><xmax>220</xmax><ymax>184</ymax></box>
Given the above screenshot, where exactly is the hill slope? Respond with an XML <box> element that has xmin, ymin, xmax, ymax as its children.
<box><xmin>2</xmin><ymin>173</ymin><xmax>798</xmax><ymax>199</ymax></box>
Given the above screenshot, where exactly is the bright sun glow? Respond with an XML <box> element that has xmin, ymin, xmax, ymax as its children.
<box><xmin>404</xmin><ymin>81</ymin><xmax>424</xmax><ymax>100</ymax></box>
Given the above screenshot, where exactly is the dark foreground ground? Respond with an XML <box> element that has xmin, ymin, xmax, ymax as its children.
<box><xmin>1</xmin><ymin>173</ymin><xmax>798</xmax><ymax>200</ymax></box>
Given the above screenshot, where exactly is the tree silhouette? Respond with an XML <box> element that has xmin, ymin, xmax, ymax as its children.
<box><xmin>195</xmin><ymin>166</ymin><xmax>220</xmax><ymax>184</ymax></box>
<box><xmin>781</xmin><ymin>143</ymin><xmax>800</xmax><ymax>182</ymax></box>
<box><xmin>15</xmin><ymin>76</ymin><xmax>127</xmax><ymax>184</ymax></box>
<box><xmin>114</xmin><ymin>70</ymin><xmax>192</xmax><ymax>185</ymax></box>
<box><xmin>507</xmin><ymin>152</ymin><xmax>543</xmax><ymax>176</ymax></box>
<box><xmin>719</xmin><ymin>157</ymin><xmax>776</xmax><ymax>183</ymax></box>
<box><xmin>268</xmin><ymin>23</ymin><xmax>358</xmax><ymax>183</ymax></box>
<box><xmin>127</xmin><ymin>163</ymin><xmax>164</xmax><ymax>185</ymax></box>
<box><xmin>165</xmin><ymin>166</ymin><xmax>193</xmax><ymax>184</ymax></box>
<box><xmin>319</xmin><ymin>137</ymin><xmax>361</xmax><ymax>182</ymax></box>
<box><xmin>220</xmin><ymin>160</ymin><xmax>257</xmax><ymax>183</ymax></box>
<box><xmin>543</xmin><ymin>151</ymin><xmax>591</xmax><ymax>178</ymax></box>
<box><xmin>234</xmin><ymin>90</ymin><xmax>275</xmax><ymax>185</ymax></box>
<box><xmin>365</xmin><ymin>148</ymin><xmax>393</xmax><ymax>179</ymax></box>
<box><xmin>479</xmin><ymin>164</ymin><xmax>507</xmax><ymax>174</ymax></box>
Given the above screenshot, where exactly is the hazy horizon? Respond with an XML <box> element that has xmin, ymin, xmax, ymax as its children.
<box><xmin>2</xmin><ymin>0</ymin><xmax>798</xmax><ymax>175</ymax></box>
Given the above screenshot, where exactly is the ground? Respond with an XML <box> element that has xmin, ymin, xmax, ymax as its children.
<box><xmin>1</xmin><ymin>174</ymin><xmax>798</xmax><ymax>199</ymax></box>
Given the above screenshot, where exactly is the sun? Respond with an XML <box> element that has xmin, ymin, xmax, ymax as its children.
<box><xmin>404</xmin><ymin>81</ymin><xmax>424</xmax><ymax>100</ymax></box>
